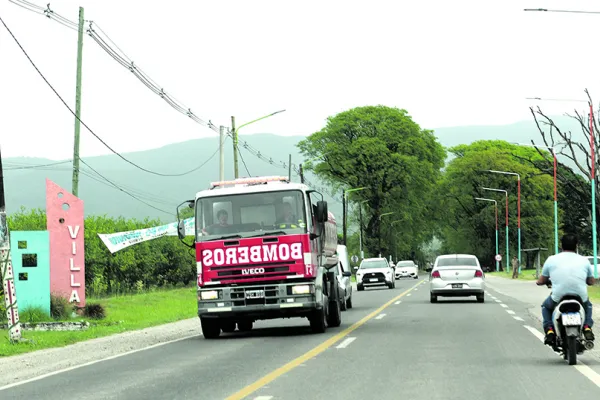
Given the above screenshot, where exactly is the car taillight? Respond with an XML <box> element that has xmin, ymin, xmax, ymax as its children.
<box><xmin>474</xmin><ymin>270</ymin><xmax>483</xmax><ymax>278</ymax></box>
<box><xmin>431</xmin><ymin>270</ymin><xmax>441</xmax><ymax>278</ymax></box>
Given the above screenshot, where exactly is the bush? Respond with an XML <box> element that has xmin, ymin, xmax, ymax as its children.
<box><xmin>83</xmin><ymin>303</ymin><xmax>106</xmax><ymax>319</ymax></box>
<box><xmin>6</xmin><ymin>208</ymin><xmax>196</xmax><ymax>297</ymax></box>
<box><xmin>50</xmin><ymin>293</ymin><xmax>74</xmax><ymax>320</ymax></box>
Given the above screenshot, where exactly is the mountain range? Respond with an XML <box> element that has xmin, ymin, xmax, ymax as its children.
<box><xmin>4</xmin><ymin>114</ymin><xmax>588</xmax><ymax>227</ymax></box>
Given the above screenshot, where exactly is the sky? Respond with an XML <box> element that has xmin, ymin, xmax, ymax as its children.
<box><xmin>2</xmin><ymin>0</ymin><xmax>600</xmax><ymax>160</ymax></box>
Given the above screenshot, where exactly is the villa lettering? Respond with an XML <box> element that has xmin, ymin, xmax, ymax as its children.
<box><xmin>68</xmin><ymin>225</ymin><xmax>82</xmax><ymax>303</ymax></box>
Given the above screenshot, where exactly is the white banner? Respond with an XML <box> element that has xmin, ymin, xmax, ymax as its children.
<box><xmin>98</xmin><ymin>217</ymin><xmax>195</xmax><ymax>253</ymax></box>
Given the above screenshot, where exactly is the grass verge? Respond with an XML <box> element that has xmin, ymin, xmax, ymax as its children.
<box><xmin>0</xmin><ymin>287</ymin><xmax>197</xmax><ymax>357</ymax></box>
<box><xmin>487</xmin><ymin>269</ymin><xmax>600</xmax><ymax>301</ymax></box>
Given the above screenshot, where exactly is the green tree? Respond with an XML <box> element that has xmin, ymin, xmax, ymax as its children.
<box><xmin>298</xmin><ymin>105</ymin><xmax>446</xmax><ymax>256</ymax></box>
<box><xmin>437</xmin><ymin>140</ymin><xmax>554</xmax><ymax>268</ymax></box>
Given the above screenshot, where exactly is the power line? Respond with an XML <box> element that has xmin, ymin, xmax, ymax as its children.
<box><xmin>0</xmin><ymin>13</ymin><xmax>219</xmax><ymax>178</ymax></box>
<box><xmin>4</xmin><ymin>160</ymin><xmax>73</xmax><ymax>170</ymax></box>
<box><xmin>238</xmin><ymin>147</ymin><xmax>252</xmax><ymax>177</ymax></box>
<box><xmin>10</xmin><ymin>0</ymin><xmax>220</xmax><ymax>133</ymax></box>
<box><xmin>9</xmin><ymin>1</ymin><xmax>341</xmax><ymax>203</ymax></box>
<box><xmin>77</xmin><ymin>158</ymin><xmax>174</xmax><ymax>216</ymax></box>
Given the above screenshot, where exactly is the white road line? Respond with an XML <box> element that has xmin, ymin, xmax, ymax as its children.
<box><xmin>375</xmin><ymin>313</ymin><xmax>386</xmax><ymax>320</ymax></box>
<box><xmin>253</xmin><ymin>396</ymin><xmax>273</xmax><ymax>400</ymax></box>
<box><xmin>414</xmin><ymin>288</ymin><xmax>418</xmax><ymax>291</ymax></box>
<box><xmin>523</xmin><ymin>324</ymin><xmax>600</xmax><ymax>388</ymax></box>
<box><xmin>495</xmin><ymin>299</ymin><xmax>502</xmax><ymax>303</ymax></box>
<box><xmin>500</xmin><ymin>303</ymin><xmax>508</xmax><ymax>308</ymax></box>
<box><xmin>513</xmin><ymin>316</ymin><xmax>524</xmax><ymax>321</ymax></box>
<box><xmin>506</xmin><ymin>310</ymin><xmax>515</xmax><ymax>315</ymax></box>
<box><xmin>0</xmin><ymin>334</ymin><xmax>200</xmax><ymax>391</ymax></box>
<box><xmin>336</xmin><ymin>337</ymin><xmax>357</xmax><ymax>349</ymax></box>
<box><xmin>407</xmin><ymin>293</ymin><xmax>412</xmax><ymax>297</ymax></box>
<box><xmin>394</xmin><ymin>301</ymin><xmax>401</xmax><ymax>305</ymax></box>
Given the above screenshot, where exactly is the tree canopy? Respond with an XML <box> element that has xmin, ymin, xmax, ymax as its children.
<box><xmin>297</xmin><ymin>105</ymin><xmax>446</xmax><ymax>258</ymax></box>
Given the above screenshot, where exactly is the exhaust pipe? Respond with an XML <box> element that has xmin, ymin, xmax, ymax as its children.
<box><xmin>584</xmin><ymin>341</ymin><xmax>595</xmax><ymax>350</ymax></box>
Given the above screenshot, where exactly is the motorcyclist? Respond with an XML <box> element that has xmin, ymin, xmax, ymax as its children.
<box><xmin>536</xmin><ymin>233</ymin><xmax>595</xmax><ymax>346</ymax></box>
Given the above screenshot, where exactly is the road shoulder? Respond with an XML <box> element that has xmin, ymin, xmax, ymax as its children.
<box><xmin>0</xmin><ymin>317</ymin><xmax>200</xmax><ymax>388</ymax></box>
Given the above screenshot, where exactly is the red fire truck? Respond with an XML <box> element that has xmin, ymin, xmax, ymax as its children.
<box><xmin>177</xmin><ymin>176</ymin><xmax>343</xmax><ymax>339</ymax></box>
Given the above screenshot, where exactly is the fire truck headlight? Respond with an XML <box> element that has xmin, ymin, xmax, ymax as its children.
<box><xmin>292</xmin><ymin>285</ymin><xmax>311</xmax><ymax>295</ymax></box>
<box><xmin>200</xmin><ymin>290</ymin><xmax>219</xmax><ymax>300</ymax></box>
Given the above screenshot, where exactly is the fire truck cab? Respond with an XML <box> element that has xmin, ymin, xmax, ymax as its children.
<box><xmin>177</xmin><ymin>176</ymin><xmax>343</xmax><ymax>338</ymax></box>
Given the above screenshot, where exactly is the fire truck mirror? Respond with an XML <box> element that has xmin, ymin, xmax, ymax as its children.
<box><xmin>316</xmin><ymin>201</ymin><xmax>328</xmax><ymax>223</ymax></box>
<box><xmin>177</xmin><ymin>220</ymin><xmax>186</xmax><ymax>239</ymax></box>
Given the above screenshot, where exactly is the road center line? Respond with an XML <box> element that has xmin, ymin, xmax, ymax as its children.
<box><xmin>506</xmin><ymin>310</ymin><xmax>515</xmax><ymax>315</ymax></box>
<box><xmin>523</xmin><ymin>324</ymin><xmax>600</xmax><ymax>388</ymax></box>
<box><xmin>500</xmin><ymin>304</ymin><xmax>508</xmax><ymax>308</ymax></box>
<box><xmin>224</xmin><ymin>279</ymin><xmax>425</xmax><ymax>400</ymax></box>
<box><xmin>336</xmin><ymin>337</ymin><xmax>356</xmax><ymax>349</ymax></box>
<box><xmin>375</xmin><ymin>314</ymin><xmax>386</xmax><ymax>320</ymax></box>
<box><xmin>513</xmin><ymin>316</ymin><xmax>524</xmax><ymax>321</ymax></box>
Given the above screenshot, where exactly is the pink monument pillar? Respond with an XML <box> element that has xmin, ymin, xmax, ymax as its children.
<box><xmin>46</xmin><ymin>179</ymin><xmax>86</xmax><ymax>307</ymax></box>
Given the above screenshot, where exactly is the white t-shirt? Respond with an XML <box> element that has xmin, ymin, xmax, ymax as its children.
<box><xmin>541</xmin><ymin>251</ymin><xmax>593</xmax><ymax>302</ymax></box>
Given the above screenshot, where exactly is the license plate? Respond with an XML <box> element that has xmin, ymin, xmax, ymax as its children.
<box><xmin>245</xmin><ymin>290</ymin><xmax>265</xmax><ymax>299</ymax></box>
<box><xmin>370</xmin><ymin>278</ymin><xmax>378</xmax><ymax>282</ymax></box>
<box><xmin>561</xmin><ymin>312</ymin><xmax>582</xmax><ymax>326</ymax></box>
<box><xmin>452</xmin><ymin>283</ymin><xmax>463</xmax><ymax>289</ymax></box>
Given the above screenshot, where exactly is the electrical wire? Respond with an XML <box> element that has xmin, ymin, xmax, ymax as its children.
<box><xmin>238</xmin><ymin>147</ymin><xmax>252</xmax><ymax>177</ymax></box>
<box><xmin>9</xmin><ymin>1</ymin><xmax>341</xmax><ymax>202</ymax></box>
<box><xmin>77</xmin><ymin>158</ymin><xmax>175</xmax><ymax>216</ymax></box>
<box><xmin>4</xmin><ymin>160</ymin><xmax>72</xmax><ymax>170</ymax></box>
<box><xmin>0</xmin><ymin>13</ymin><xmax>219</xmax><ymax>177</ymax></box>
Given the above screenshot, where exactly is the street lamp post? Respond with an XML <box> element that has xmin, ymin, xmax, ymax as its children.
<box><xmin>484</xmin><ymin>171</ymin><xmax>522</xmax><ymax>272</ymax></box>
<box><xmin>359</xmin><ymin>200</ymin><xmax>368</xmax><ymax>259</ymax></box>
<box><xmin>378</xmin><ymin>212</ymin><xmax>395</xmax><ymax>257</ymax></box>
<box><xmin>482</xmin><ymin>187</ymin><xmax>510</xmax><ymax>272</ymax></box>
<box><xmin>343</xmin><ymin>187</ymin><xmax>367</xmax><ymax>245</ymax></box>
<box><xmin>514</xmin><ymin>142</ymin><xmax>559</xmax><ymax>254</ymax></box>
<box><xmin>231</xmin><ymin>110</ymin><xmax>286</xmax><ymax>178</ymax></box>
<box><xmin>475</xmin><ymin>197</ymin><xmax>499</xmax><ymax>272</ymax></box>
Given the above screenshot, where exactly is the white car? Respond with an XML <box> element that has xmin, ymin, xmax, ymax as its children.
<box><xmin>395</xmin><ymin>260</ymin><xmax>418</xmax><ymax>280</ymax></box>
<box><xmin>429</xmin><ymin>254</ymin><xmax>485</xmax><ymax>303</ymax></box>
<box><xmin>356</xmin><ymin>257</ymin><xmax>396</xmax><ymax>290</ymax></box>
<box><xmin>335</xmin><ymin>245</ymin><xmax>353</xmax><ymax>310</ymax></box>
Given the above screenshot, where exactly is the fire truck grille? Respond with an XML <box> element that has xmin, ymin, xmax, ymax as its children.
<box><xmin>213</xmin><ymin>263</ymin><xmax>295</xmax><ymax>281</ymax></box>
<box><xmin>230</xmin><ymin>285</ymin><xmax>280</xmax><ymax>306</ymax></box>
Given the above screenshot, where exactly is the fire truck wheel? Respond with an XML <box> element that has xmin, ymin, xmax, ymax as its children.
<box><xmin>221</xmin><ymin>321</ymin><xmax>236</xmax><ymax>333</ymax></box>
<box><xmin>237</xmin><ymin>320</ymin><xmax>253</xmax><ymax>332</ymax></box>
<box><xmin>309</xmin><ymin>307</ymin><xmax>327</xmax><ymax>333</ymax></box>
<box><xmin>327</xmin><ymin>295</ymin><xmax>342</xmax><ymax>327</ymax></box>
<box><xmin>200</xmin><ymin>317</ymin><xmax>221</xmax><ymax>339</ymax></box>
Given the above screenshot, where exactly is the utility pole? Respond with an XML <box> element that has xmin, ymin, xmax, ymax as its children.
<box><xmin>359</xmin><ymin>203</ymin><xmax>363</xmax><ymax>259</ymax></box>
<box><xmin>71</xmin><ymin>7</ymin><xmax>85</xmax><ymax>197</ymax></box>
<box><xmin>0</xmin><ymin>146</ymin><xmax>22</xmax><ymax>342</ymax></box>
<box><xmin>231</xmin><ymin>116</ymin><xmax>238</xmax><ymax>179</ymax></box>
<box><xmin>219</xmin><ymin>126</ymin><xmax>225</xmax><ymax>181</ymax></box>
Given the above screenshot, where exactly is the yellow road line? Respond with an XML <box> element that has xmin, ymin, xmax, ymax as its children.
<box><xmin>225</xmin><ymin>279</ymin><xmax>426</xmax><ymax>400</ymax></box>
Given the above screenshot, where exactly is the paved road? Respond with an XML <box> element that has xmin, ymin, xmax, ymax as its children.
<box><xmin>2</xmin><ymin>277</ymin><xmax>600</xmax><ymax>399</ymax></box>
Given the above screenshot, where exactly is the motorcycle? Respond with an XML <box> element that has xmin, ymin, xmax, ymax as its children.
<box><xmin>544</xmin><ymin>280</ymin><xmax>594</xmax><ymax>365</ymax></box>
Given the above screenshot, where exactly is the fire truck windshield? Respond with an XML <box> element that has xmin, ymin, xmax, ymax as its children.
<box><xmin>195</xmin><ymin>189</ymin><xmax>308</xmax><ymax>242</ymax></box>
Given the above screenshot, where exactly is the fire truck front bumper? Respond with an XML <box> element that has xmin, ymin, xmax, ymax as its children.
<box><xmin>197</xmin><ymin>282</ymin><xmax>321</xmax><ymax>320</ymax></box>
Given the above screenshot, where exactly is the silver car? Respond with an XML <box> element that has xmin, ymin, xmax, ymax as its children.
<box><xmin>335</xmin><ymin>245</ymin><xmax>353</xmax><ymax>310</ymax></box>
<box><xmin>428</xmin><ymin>254</ymin><xmax>485</xmax><ymax>303</ymax></box>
